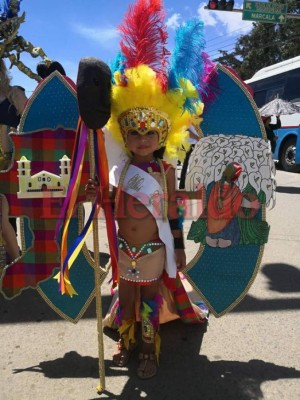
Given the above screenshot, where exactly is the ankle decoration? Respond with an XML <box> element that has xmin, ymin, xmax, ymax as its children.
<box><xmin>155</xmin><ymin>332</ymin><xmax>161</xmax><ymax>364</ymax></box>
<box><xmin>118</xmin><ymin>319</ymin><xmax>136</xmax><ymax>350</ymax></box>
<box><xmin>141</xmin><ymin>294</ymin><xmax>163</xmax><ymax>332</ymax></box>
<box><xmin>141</xmin><ymin>295</ymin><xmax>163</xmax><ymax>361</ymax></box>
<box><xmin>141</xmin><ymin>313</ymin><xmax>155</xmax><ymax>344</ymax></box>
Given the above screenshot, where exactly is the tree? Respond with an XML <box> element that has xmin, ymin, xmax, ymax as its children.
<box><xmin>214</xmin><ymin>0</ymin><xmax>300</xmax><ymax>80</ymax></box>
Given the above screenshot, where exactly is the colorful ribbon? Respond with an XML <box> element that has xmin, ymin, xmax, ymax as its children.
<box><xmin>55</xmin><ymin>121</ymin><xmax>118</xmax><ymax>296</ymax></box>
<box><xmin>94</xmin><ymin>129</ymin><xmax>119</xmax><ymax>285</ymax></box>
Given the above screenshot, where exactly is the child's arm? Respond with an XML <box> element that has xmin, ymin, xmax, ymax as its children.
<box><xmin>166</xmin><ymin>167</ymin><xmax>186</xmax><ymax>271</ymax></box>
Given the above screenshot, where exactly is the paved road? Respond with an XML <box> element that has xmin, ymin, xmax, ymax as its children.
<box><xmin>1</xmin><ymin>170</ymin><xmax>300</xmax><ymax>400</ymax></box>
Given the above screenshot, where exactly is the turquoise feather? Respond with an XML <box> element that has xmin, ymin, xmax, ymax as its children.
<box><xmin>168</xmin><ymin>19</ymin><xmax>207</xmax><ymax>104</ymax></box>
<box><xmin>110</xmin><ymin>51</ymin><xmax>127</xmax><ymax>84</ymax></box>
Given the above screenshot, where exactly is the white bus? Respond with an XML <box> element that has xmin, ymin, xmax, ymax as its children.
<box><xmin>245</xmin><ymin>56</ymin><xmax>300</xmax><ymax>172</ymax></box>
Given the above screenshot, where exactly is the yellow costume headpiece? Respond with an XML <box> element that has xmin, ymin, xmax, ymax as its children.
<box><xmin>118</xmin><ymin>107</ymin><xmax>170</xmax><ymax>147</ymax></box>
<box><xmin>107</xmin><ymin>0</ymin><xmax>211</xmax><ymax>160</ymax></box>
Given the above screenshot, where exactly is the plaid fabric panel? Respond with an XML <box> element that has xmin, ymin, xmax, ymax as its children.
<box><xmin>0</xmin><ymin>129</ymin><xmax>91</xmax><ymax>298</ymax></box>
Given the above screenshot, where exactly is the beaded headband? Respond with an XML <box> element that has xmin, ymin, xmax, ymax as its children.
<box><xmin>118</xmin><ymin>107</ymin><xmax>170</xmax><ymax>146</ymax></box>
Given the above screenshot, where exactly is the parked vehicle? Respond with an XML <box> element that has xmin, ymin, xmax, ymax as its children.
<box><xmin>245</xmin><ymin>56</ymin><xmax>300</xmax><ymax>172</ymax></box>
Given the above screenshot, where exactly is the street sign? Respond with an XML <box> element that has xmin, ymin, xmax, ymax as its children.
<box><xmin>243</xmin><ymin>1</ymin><xmax>287</xmax><ymax>23</ymax></box>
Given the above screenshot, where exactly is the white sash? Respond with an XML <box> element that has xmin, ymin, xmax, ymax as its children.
<box><xmin>110</xmin><ymin>163</ymin><xmax>177</xmax><ymax>278</ymax></box>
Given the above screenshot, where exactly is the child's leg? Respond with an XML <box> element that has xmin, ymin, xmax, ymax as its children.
<box><xmin>113</xmin><ymin>279</ymin><xmax>137</xmax><ymax>367</ymax></box>
<box><xmin>1</xmin><ymin>197</ymin><xmax>19</xmax><ymax>262</ymax></box>
<box><xmin>138</xmin><ymin>281</ymin><xmax>162</xmax><ymax>379</ymax></box>
<box><xmin>118</xmin><ymin>279</ymin><xmax>136</xmax><ymax>320</ymax></box>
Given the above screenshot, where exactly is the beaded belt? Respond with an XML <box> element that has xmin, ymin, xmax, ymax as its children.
<box><xmin>118</xmin><ymin>236</ymin><xmax>163</xmax><ymax>277</ymax></box>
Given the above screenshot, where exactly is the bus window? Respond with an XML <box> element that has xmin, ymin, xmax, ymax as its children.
<box><xmin>284</xmin><ymin>69</ymin><xmax>300</xmax><ymax>103</ymax></box>
<box><xmin>253</xmin><ymin>90</ymin><xmax>267</xmax><ymax>107</ymax></box>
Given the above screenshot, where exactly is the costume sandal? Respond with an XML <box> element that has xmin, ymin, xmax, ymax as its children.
<box><xmin>112</xmin><ymin>338</ymin><xmax>136</xmax><ymax>367</ymax></box>
<box><xmin>137</xmin><ymin>352</ymin><xmax>158</xmax><ymax>379</ymax></box>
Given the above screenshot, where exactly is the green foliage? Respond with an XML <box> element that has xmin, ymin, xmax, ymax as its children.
<box><xmin>214</xmin><ymin>0</ymin><xmax>300</xmax><ymax>80</ymax></box>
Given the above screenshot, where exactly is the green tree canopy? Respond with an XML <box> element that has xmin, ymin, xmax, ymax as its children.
<box><xmin>215</xmin><ymin>0</ymin><xmax>300</xmax><ymax>80</ymax></box>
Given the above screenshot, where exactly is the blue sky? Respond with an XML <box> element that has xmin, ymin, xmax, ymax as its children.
<box><xmin>7</xmin><ymin>0</ymin><xmax>255</xmax><ymax>96</ymax></box>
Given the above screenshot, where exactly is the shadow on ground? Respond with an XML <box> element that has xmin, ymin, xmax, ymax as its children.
<box><xmin>261</xmin><ymin>263</ymin><xmax>300</xmax><ymax>293</ymax></box>
<box><xmin>12</xmin><ymin>320</ymin><xmax>300</xmax><ymax>400</ymax></box>
<box><xmin>233</xmin><ymin>262</ymin><xmax>300</xmax><ymax>313</ymax></box>
<box><xmin>1</xmin><ymin>261</ymin><xmax>300</xmax><ymax>323</ymax></box>
<box><xmin>5</xmin><ymin>260</ymin><xmax>300</xmax><ymax>399</ymax></box>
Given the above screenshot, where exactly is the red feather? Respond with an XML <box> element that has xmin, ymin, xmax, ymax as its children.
<box><xmin>118</xmin><ymin>0</ymin><xmax>169</xmax><ymax>91</ymax></box>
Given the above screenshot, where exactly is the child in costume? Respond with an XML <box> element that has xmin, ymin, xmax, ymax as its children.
<box><xmin>262</xmin><ymin>115</ymin><xmax>281</xmax><ymax>154</ymax></box>
<box><xmin>110</xmin><ymin>116</ymin><xmax>187</xmax><ymax>379</ymax></box>
<box><xmin>86</xmin><ymin>0</ymin><xmax>212</xmax><ymax>379</ymax></box>
<box><xmin>87</xmin><ymin>80</ymin><xmax>204</xmax><ymax>379</ymax></box>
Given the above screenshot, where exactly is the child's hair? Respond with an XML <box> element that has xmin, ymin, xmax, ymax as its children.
<box><xmin>153</xmin><ymin>147</ymin><xmax>165</xmax><ymax>160</ymax></box>
<box><xmin>36</xmin><ymin>61</ymin><xmax>66</xmax><ymax>79</ymax></box>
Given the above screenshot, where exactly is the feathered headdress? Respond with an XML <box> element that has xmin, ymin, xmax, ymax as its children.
<box><xmin>107</xmin><ymin>0</ymin><xmax>214</xmax><ymax>160</ymax></box>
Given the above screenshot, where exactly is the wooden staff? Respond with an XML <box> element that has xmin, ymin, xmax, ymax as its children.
<box><xmin>88</xmin><ymin>130</ymin><xmax>108</xmax><ymax>393</ymax></box>
<box><xmin>76</xmin><ymin>56</ymin><xmax>113</xmax><ymax>394</ymax></box>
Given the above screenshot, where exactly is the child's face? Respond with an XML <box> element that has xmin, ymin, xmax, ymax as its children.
<box><xmin>126</xmin><ymin>130</ymin><xmax>159</xmax><ymax>157</ymax></box>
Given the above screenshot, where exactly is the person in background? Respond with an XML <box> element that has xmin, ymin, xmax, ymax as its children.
<box><xmin>262</xmin><ymin>115</ymin><xmax>281</xmax><ymax>153</ymax></box>
<box><xmin>36</xmin><ymin>60</ymin><xmax>76</xmax><ymax>90</ymax></box>
<box><xmin>0</xmin><ymin>196</ymin><xmax>20</xmax><ymax>264</ymax></box>
<box><xmin>36</xmin><ymin>60</ymin><xmax>66</xmax><ymax>79</ymax></box>
<box><xmin>0</xmin><ymin>59</ymin><xmax>27</xmax><ymax>169</ymax></box>
<box><xmin>0</xmin><ymin>59</ymin><xmax>27</xmax><ymax>263</ymax></box>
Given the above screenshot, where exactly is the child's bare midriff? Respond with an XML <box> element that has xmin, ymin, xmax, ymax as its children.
<box><xmin>116</xmin><ymin>191</ymin><xmax>159</xmax><ymax>246</ymax></box>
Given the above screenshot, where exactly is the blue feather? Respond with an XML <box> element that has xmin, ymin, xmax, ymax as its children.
<box><xmin>168</xmin><ymin>19</ymin><xmax>208</xmax><ymax>110</ymax></box>
<box><xmin>110</xmin><ymin>51</ymin><xmax>127</xmax><ymax>84</ymax></box>
<box><xmin>167</xmin><ymin>68</ymin><xmax>179</xmax><ymax>90</ymax></box>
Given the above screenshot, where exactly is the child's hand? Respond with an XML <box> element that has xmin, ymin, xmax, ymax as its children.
<box><xmin>175</xmin><ymin>249</ymin><xmax>186</xmax><ymax>271</ymax></box>
<box><xmin>85</xmin><ymin>178</ymin><xmax>99</xmax><ymax>201</ymax></box>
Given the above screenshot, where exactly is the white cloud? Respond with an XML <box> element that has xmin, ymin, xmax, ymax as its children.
<box><xmin>197</xmin><ymin>2</ymin><xmax>253</xmax><ymax>36</ymax></box>
<box><xmin>73</xmin><ymin>24</ymin><xmax>119</xmax><ymax>45</ymax></box>
<box><xmin>166</xmin><ymin>13</ymin><xmax>182</xmax><ymax>30</ymax></box>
